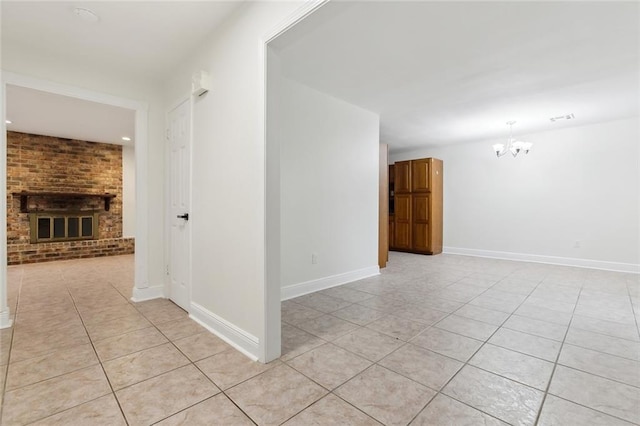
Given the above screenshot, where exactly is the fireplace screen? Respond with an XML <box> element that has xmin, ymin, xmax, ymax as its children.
<box><xmin>30</xmin><ymin>212</ymin><xmax>99</xmax><ymax>243</ymax></box>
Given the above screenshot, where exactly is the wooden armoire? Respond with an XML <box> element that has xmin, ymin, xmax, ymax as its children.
<box><xmin>389</xmin><ymin>157</ymin><xmax>443</xmax><ymax>255</ymax></box>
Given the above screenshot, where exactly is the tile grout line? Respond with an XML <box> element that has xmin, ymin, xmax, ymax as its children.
<box><xmin>295</xmin><ymin>269</ymin><xmax>523</xmax><ymax>422</ymax></box>
<box><xmin>179</xmin><ymin>350</ymin><xmax>260</xmax><ymax>425</ymax></box>
<box><xmin>0</xmin><ymin>261</ymin><xmax>134</xmax><ymax>424</ymax></box>
<box><xmin>5</xmin><ymin>255</ymin><xmax>636</xmax><ymax>425</ymax></box>
<box><xmin>626</xmin><ymin>283</ymin><xmax>640</xmax><ymax>342</ymax></box>
<box><xmin>542</xmin><ymin>353</ymin><xmax>640</xmax><ymax>390</ymax></box>
<box><xmin>0</xmin><ymin>267</ymin><xmax>23</xmax><ymax>425</ymax></box>
<box><xmin>403</xmin><ymin>271</ymin><xmax>547</xmax><ymax>425</ymax></box>
<box><xmin>290</xmin><ymin>269</ymin><xmax>543</xmax><ymax>425</ymax></box>
<box><xmin>283</xmin><ymin>298</ymin><xmax>438</xmax><ymax>425</ymax></box>
<box><xmin>536</xmin><ymin>391</ymin><xmax>638</xmax><ymax>425</ymax></box>
<box><xmin>132</xmin><ymin>301</ymin><xmax>261</xmax><ymax>425</ymax></box>
<box><xmin>218</xmin><ymin>392</ymin><xmax>259</xmax><ymax>426</ymax></box>
<box><xmin>445</xmin><ymin>274</ymin><xmax>632</xmax><ymax>423</ymax></box>
<box><xmin>532</xmin><ymin>283</ymin><xmax>584</xmax><ymax>426</ymax></box>
<box><xmin>532</xmin><ymin>279</ymin><xmax>640</xmax><ymax>425</ymax></box>
<box><xmin>537</xmin><ymin>282</ymin><xmax>640</xmax><ymax>425</ymax></box>
<box><xmin>76</xmin><ymin>281</ymin><xmax>215</xmax><ymax>423</ymax></box>
<box><xmin>556</xmin><ymin>339</ymin><xmax>640</xmax><ymax>363</ymax></box>
<box><xmin>282</xmin><ymin>358</ymin><xmax>387</xmax><ymax>425</ymax></box>
<box><xmin>64</xmin><ymin>269</ymin><xmax>131</xmax><ymax>426</ymax></box>
<box><xmin>558</xmin><ymin>316</ymin><xmax>640</xmax><ymax>341</ymax></box>
<box><xmin>144</xmin><ymin>296</ymin><xmax>302</xmax><ymax>424</ymax></box>
<box><xmin>327</xmin><ymin>391</ymin><xmax>390</xmax><ymax>425</ymax></box>
<box><xmin>149</xmin><ymin>263</ymin><xmax>635</xmax><ymax>425</ymax></box>
<box><xmin>1</xmin><ymin>268</ymin><xmax>115</xmax><ymax>425</ymax></box>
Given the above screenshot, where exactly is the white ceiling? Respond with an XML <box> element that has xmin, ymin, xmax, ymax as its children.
<box><xmin>6</xmin><ymin>85</ymin><xmax>135</xmax><ymax>146</ymax></box>
<box><xmin>1</xmin><ymin>1</ymin><xmax>243</xmax><ymax>144</ymax></box>
<box><xmin>1</xmin><ymin>1</ymin><xmax>243</xmax><ymax>84</ymax></box>
<box><xmin>2</xmin><ymin>2</ymin><xmax>637</xmax><ymax>150</ymax></box>
<box><xmin>271</xmin><ymin>2</ymin><xmax>640</xmax><ymax>151</ymax></box>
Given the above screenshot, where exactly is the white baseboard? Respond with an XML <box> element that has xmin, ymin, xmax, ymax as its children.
<box><xmin>0</xmin><ymin>310</ymin><xmax>12</xmax><ymax>329</ymax></box>
<box><xmin>130</xmin><ymin>285</ymin><xmax>166</xmax><ymax>302</ymax></box>
<box><xmin>190</xmin><ymin>302</ymin><xmax>260</xmax><ymax>362</ymax></box>
<box><xmin>281</xmin><ymin>266</ymin><xmax>380</xmax><ymax>301</ymax></box>
<box><xmin>443</xmin><ymin>246</ymin><xmax>640</xmax><ymax>274</ymax></box>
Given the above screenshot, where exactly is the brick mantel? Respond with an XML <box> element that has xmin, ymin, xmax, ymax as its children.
<box><xmin>12</xmin><ymin>191</ymin><xmax>117</xmax><ymax>212</ymax></box>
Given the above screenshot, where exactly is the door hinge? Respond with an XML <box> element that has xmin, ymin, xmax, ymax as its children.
<box><xmin>165</xmin><ymin>129</ymin><xmax>171</xmax><ymax>140</ymax></box>
<box><xmin>166</xmin><ymin>264</ymin><xmax>170</xmax><ymax>275</ymax></box>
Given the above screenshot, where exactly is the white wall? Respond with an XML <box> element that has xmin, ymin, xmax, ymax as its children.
<box><xmin>273</xmin><ymin>70</ymin><xmax>380</xmax><ymax>297</ymax></box>
<box><xmin>390</xmin><ymin>117</ymin><xmax>640</xmax><ymax>271</ymax></box>
<box><xmin>122</xmin><ymin>145</ymin><xmax>136</xmax><ymax>237</ymax></box>
<box><xmin>164</xmin><ymin>2</ymin><xmax>304</xmax><ymax>361</ymax></box>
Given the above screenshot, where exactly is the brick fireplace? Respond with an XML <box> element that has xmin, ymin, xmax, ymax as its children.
<box><xmin>7</xmin><ymin>131</ymin><xmax>135</xmax><ymax>264</ymax></box>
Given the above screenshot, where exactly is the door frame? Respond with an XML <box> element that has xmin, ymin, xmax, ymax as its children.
<box><xmin>0</xmin><ymin>71</ymin><xmax>150</xmax><ymax>328</ymax></box>
<box><xmin>379</xmin><ymin>144</ymin><xmax>389</xmax><ymax>268</ymax></box>
<box><xmin>262</xmin><ymin>0</ymin><xmax>329</xmax><ymax>362</ymax></box>
<box><xmin>164</xmin><ymin>95</ymin><xmax>193</xmax><ymax>311</ymax></box>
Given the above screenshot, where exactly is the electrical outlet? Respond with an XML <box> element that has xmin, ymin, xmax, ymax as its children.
<box><xmin>311</xmin><ymin>253</ymin><xmax>318</xmax><ymax>264</ymax></box>
<box><xmin>573</xmin><ymin>241</ymin><xmax>581</xmax><ymax>248</ymax></box>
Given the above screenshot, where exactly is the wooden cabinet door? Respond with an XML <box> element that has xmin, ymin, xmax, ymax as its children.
<box><xmin>389</xmin><ymin>217</ymin><xmax>395</xmax><ymax>249</ymax></box>
<box><xmin>411</xmin><ymin>158</ymin><xmax>430</xmax><ymax>192</ymax></box>
<box><xmin>394</xmin><ymin>161</ymin><xmax>411</xmax><ymax>193</ymax></box>
<box><xmin>429</xmin><ymin>158</ymin><xmax>443</xmax><ymax>254</ymax></box>
<box><xmin>394</xmin><ymin>194</ymin><xmax>411</xmax><ymax>249</ymax></box>
<box><xmin>412</xmin><ymin>193</ymin><xmax>430</xmax><ymax>252</ymax></box>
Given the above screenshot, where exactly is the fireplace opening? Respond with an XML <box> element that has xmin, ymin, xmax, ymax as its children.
<box><xmin>30</xmin><ymin>212</ymin><xmax>99</xmax><ymax>243</ymax></box>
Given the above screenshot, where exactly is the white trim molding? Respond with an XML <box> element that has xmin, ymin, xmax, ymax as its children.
<box><xmin>190</xmin><ymin>302</ymin><xmax>260</xmax><ymax>361</ymax></box>
<box><xmin>0</xmin><ymin>70</ymin><xmax>9</xmax><ymax>328</ymax></box>
<box><xmin>443</xmin><ymin>246</ymin><xmax>640</xmax><ymax>274</ymax></box>
<box><xmin>0</xmin><ymin>311</ymin><xmax>12</xmax><ymax>329</ymax></box>
<box><xmin>281</xmin><ymin>266</ymin><xmax>380</xmax><ymax>301</ymax></box>
<box><xmin>130</xmin><ymin>285</ymin><xmax>166</xmax><ymax>302</ymax></box>
<box><xmin>0</xmin><ymin>72</ymin><xmax>146</xmax><ymax>111</ymax></box>
<box><xmin>262</xmin><ymin>0</ymin><xmax>329</xmax><ymax>44</ymax></box>
<box><xmin>261</xmin><ymin>0</ymin><xmax>330</xmax><ymax>363</ymax></box>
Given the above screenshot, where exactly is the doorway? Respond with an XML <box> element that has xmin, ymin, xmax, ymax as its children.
<box><xmin>0</xmin><ymin>72</ymin><xmax>149</xmax><ymax>328</ymax></box>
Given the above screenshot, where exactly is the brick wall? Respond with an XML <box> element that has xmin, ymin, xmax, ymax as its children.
<box><xmin>7</xmin><ymin>131</ymin><xmax>134</xmax><ymax>264</ymax></box>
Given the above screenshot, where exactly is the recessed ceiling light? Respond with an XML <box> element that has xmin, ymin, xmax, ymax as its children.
<box><xmin>550</xmin><ymin>113</ymin><xmax>575</xmax><ymax>122</ymax></box>
<box><xmin>73</xmin><ymin>7</ymin><xmax>100</xmax><ymax>23</ymax></box>
<box><xmin>121</xmin><ymin>136</ymin><xmax>131</xmax><ymax>142</ymax></box>
<box><xmin>5</xmin><ymin>120</ymin><xmax>11</xmax><ymax>124</ymax></box>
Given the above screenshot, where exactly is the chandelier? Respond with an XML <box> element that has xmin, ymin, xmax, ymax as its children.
<box><xmin>492</xmin><ymin>121</ymin><xmax>532</xmax><ymax>157</ymax></box>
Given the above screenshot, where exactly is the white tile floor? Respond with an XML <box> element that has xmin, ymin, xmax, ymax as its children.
<box><xmin>284</xmin><ymin>252</ymin><xmax>640</xmax><ymax>425</ymax></box>
<box><xmin>1</xmin><ymin>252</ymin><xmax>639</xmax><ymax>425</ymax></box>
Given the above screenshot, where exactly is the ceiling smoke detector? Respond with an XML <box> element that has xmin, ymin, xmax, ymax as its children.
<box><xmin>73</xmin><ymin>7</ymin><xmax>100</xmax><ymax>23</ymax></box>
<box><xmin>550</xmin><ymin>113</ymin><xmax>575</xmax><ymax>122</ymax></box>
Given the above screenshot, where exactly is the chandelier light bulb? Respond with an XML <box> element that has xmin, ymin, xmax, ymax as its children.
<box><xmin>492</xmin><ymin>121</ymin><xmax>532</xmax><ymax>158</ymax></box>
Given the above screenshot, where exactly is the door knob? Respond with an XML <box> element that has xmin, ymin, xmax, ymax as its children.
<box><xmin>177</xmin><ymin>213</ymin><xmax>189</xmax><ymax>221</ymax></box>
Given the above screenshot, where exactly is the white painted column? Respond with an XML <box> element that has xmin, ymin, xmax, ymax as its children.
<box><xmin>0</xmin><ymin>78</ymin><xmax>12</xmax><ymax>328</ymax></box>
<box><xmin>131</xmin><ymin>107</ymin><xmax>162</xmax><ymax>301</ymax></box>
<box><xmin>260</xmin><ymin>0</ymin><xmax>329</xmax><ymax>362</ymax></box>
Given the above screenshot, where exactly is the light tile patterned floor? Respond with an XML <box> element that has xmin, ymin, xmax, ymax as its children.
<box><xmin>1</xmin><ymin>252</ymin><xmax>639</xmax><ymax>425</ymax></box>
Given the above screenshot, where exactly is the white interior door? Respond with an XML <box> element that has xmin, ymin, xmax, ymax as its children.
<box><xmin>168</xmin><ymin>99</ymin><xmax>191</xmax><ymax>311</ymax></box>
